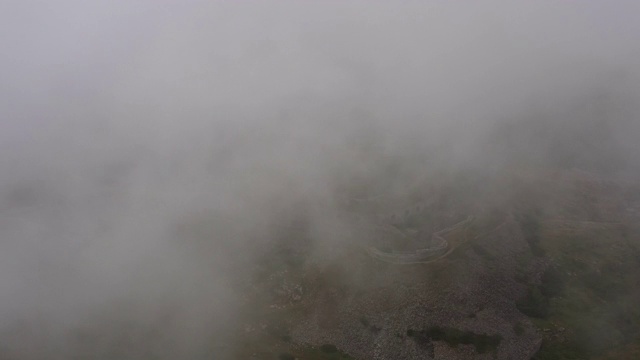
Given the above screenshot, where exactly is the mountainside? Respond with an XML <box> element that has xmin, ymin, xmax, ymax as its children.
<box><xmin>231</xmin><ymin>168</ymin><xmax>640</xmax><ymax>360</ymax></box>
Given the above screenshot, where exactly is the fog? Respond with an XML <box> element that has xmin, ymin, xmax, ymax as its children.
<box><xmin>1</xmin><ymin>1</ymin><xmax>639</xmax><ymax>359</ymax></box>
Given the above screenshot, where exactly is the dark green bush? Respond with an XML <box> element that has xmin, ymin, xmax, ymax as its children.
<box><xmin>320</xmin><ymin>344</ymin><xmax>338</xmax><ymax>353</ymax></box>
<box><xmin>408</xmin><ymin>326</ymin><xmax>501</xmax><ymax>354</ymax></box>
<box><xmin>540</xmin><ymin>267</ymin><xmax>565</xmax><ymax>297</ymax></box>
<box><xmin>520</xmin><ymin>213</ymin><xmax>546</xmax><ymax>256</ymax></box>
<box><xmin>532</xmin><ymin>339</ymin><xmax>585</xmax><ymax>360</ymax></box>
<box><xmin>359</xmin><ymin>317</ymin><xmax>370</xmax><ymax>327</ymax></box>
<box><xmin>278</xmin><ymin>353</ymin><xmax>295</xmax><ymax>360</ymax></box>
<box><xmin>516</xmin><ymin>287</ymin><xmax>550</xmax><ymax>318</ymax></box>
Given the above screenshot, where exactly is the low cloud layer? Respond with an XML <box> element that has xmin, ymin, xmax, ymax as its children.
<box><xmin>1</xmin><ymin>1</ymin><xmax>639</xmax><ymax>358</ymax></box>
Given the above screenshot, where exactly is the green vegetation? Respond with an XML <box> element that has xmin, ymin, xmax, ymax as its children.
<box><xmin>517</xmin><ymin>267</ymin><xmax>566</xmax><ymax>318</ymax></box>
<box><xmin>320</xmin><ymin>344</ymin><xmax>338</xmax><ymax>353</ymax></box>
<box><xmin>358</xmin><ymin>317</ymin><xmax>381</xmax><ymax>334</ymax></box>
<box><xmin>471</xmin><ymin>243</ymin><xmax>495</xmax><ymax>261</ymax></box>
<box><xmin>517</xmin><ymin>286</ymin><xmax>550</xmax><ymax>319</ymax></box>
<box><xmin>279</xmin><ymin>353</ymin><xmax>296</xmax><ymax>360</ymax></box>
<box><xmin>519</xmin><ymin>212</ymin><xmax>546</xmax><ymax>256</ymax></box>
<box><xmin>407</xmin><ymin>326</ymin><xmax>502</xmax><ymax>354</ymax></box>
<box><xmin>579</xmin><ymin>267</ymin><xmax>628</xmax><ymax>301</ymax></box>
<box><xmin>539</xmin><ymin>266</ymin><xmax>565</xmax><ymax>297</ymax></box>
<box><xmin>532</xmin><ymin>339</ymin><xmax>587</xmax><ymax>360</ymax></box>
<box><xmin>358</xmin><ymin>317</ymin><xmax>369</xmax><ymax>327</ymax></box>
<box><xmin>525</xmin><ymin>221</ymin><xmax>640</xmax><ymax>359</ymax></box>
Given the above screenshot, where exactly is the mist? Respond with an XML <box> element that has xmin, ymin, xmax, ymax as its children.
<box><xmin>1</xmin><ymin>1</ymin><xmax>639</xmax><ymax>359</ymax></box>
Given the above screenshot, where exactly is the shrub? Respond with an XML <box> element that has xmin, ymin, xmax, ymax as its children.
<box><xmin>532</xmin><ymin>339</ymin><xmax>585</xmax><ymax>360</ymax></box>
<box><xmin>359</xmin><ymin>317</ymin><xmax>370</xmax><ymax>327</ymax></box>
<box><xmin>520</xmin><ymin>213</ymin><xmax>546</xmax><ymax>256</ymax></box>
<box><xmin>540</xmin><ymin>267</ymin><xmax>565</xmax><ymax>297</ymax></box>
<box><xmin>370</xmin><ymin>325</ymin><xmax>382</xmax><ymax>334</ymax></box>
<box><xmin>408</xmin><ymin>326</ymin><xmax>501</xmax><ymax>354</ymax></box>
<box><xmin>517</xmin><ymin>287</ymin><xmax>550</xmax><ymax>318</ymax></box>
<box><xmin>320</xmin><ymin>344</ymin><xmax>338</xmax><ymax>353</ymax></box>
<box><xmin>278</xmin><ymin>353</ymin><xmax>295</xmax><ymax>360</ymax></box>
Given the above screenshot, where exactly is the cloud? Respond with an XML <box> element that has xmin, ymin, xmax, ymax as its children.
<box><xmin>1</xmin><ymin>1</ymin><xmax>639</xmax><ymax>358</ymax></box>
